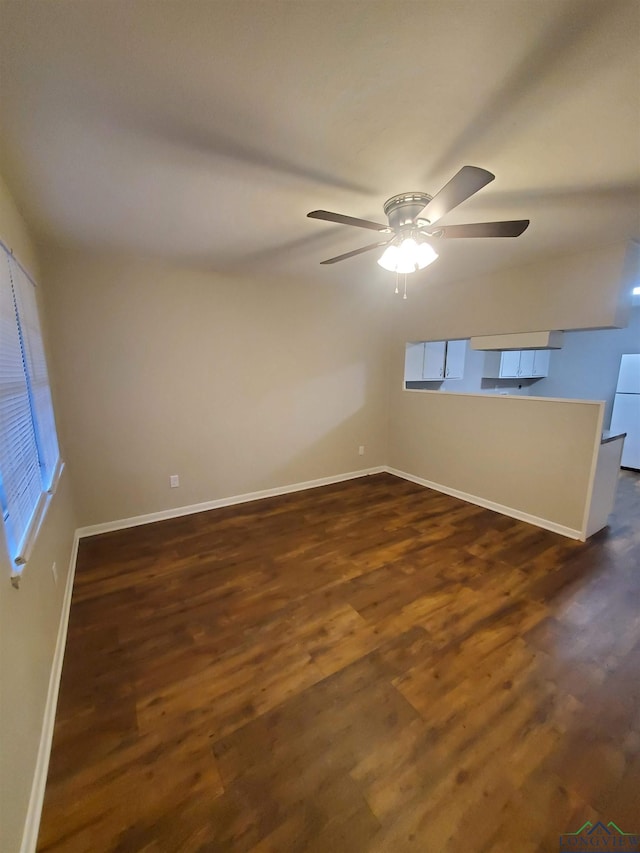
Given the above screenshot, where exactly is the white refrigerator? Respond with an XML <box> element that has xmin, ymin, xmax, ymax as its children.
<box><xmin>610</xmin><ymin>354</ymin><xmax>640</xmax><ymax>469</ymax></box>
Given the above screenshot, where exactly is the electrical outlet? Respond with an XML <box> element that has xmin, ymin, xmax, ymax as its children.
<box><xmin>51</xmin><ymin>562</ymin><xmax>58</xmax><ymax>585</ymax></box>
<box><xmin>170</xmin><ymin>474</ymin><xmax>180</xmax><ymax>488</ymax></box>
<box><xmin>358</xmin><ymin>445</ymin><xmax>365</xmax><ymax>456</ymax></box>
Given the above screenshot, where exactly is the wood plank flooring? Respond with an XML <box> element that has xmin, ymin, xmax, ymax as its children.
<box><xmin>38</xmin><ymin>472</ymin><xmax>640</xmax><ymax>852</ymax></box>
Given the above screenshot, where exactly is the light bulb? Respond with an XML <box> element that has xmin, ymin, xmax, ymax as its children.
<box><xmin>397</xmin><ymin>238</ymin><xmax>418</xmax><ymax>273</ymax></box>
<box><xmin>378</xmin><ymin>237</ymin><xmax>438</xmax><ymax>273</ymax></box>
<box><xmin>377</xmin><ymin>244</ymin><xmax>399</xmax><ymax>272</ymax></box>
<box><xmin>416</xmin><ymin>241</ymin><xmax>438</xmax><ymax>269</ymax></box>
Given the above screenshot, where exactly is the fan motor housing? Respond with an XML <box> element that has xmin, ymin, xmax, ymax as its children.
<box><xmin>383</xmin><ymin>192</ymin><xmax>432</xmax><ymax>231</ymax></box>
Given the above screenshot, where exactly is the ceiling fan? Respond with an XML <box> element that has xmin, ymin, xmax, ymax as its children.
<box><xmin>307</xmin><ymin>166</ymin><xmax>529</xmax><ymax>273</ymax></box>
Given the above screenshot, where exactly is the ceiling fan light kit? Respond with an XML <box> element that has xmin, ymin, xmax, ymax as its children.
<box><xmin>307</xmin><ymin>166</ymin><xmax>530</xmax><ymax>296</ymax></box>
<box><xmin>377</xmin><ymin>191</ymin><xmax>440</xmax><ymax>274</ymax></box>
<box><xmin>377</xmin><ymin>238</ymin><xmax>439</xmax><ymax>273</ymax></box>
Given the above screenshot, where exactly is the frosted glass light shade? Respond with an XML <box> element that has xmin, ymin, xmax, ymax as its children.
<box><xmin>377</xmin><ymin>244</ymin><xmax>399</xmax><ymax>272</ymax></box>
<box><xmin>378</xmin><ymin>238</ymin><xmax>438</xmax><ymax>273</ymax></box>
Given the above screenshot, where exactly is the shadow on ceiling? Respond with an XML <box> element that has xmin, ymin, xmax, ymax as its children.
<box><xmin>427</xmin><ymin>0</ymin><xmax>624</xmax><ymax>179</ymax></box>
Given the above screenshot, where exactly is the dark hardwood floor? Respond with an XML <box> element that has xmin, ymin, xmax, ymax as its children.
<box><xmin>38</xmin><ymin>471</ymin><xmax>640</xmax><ymax>852</ymax></box>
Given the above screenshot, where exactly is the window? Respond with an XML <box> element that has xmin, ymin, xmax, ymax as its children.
<box><xmin>0</xmin><ymin>243</ymin><xmax>61</xmax><ymax>572</ymax></box>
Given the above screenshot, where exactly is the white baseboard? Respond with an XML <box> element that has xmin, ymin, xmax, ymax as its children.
<box><xmin>75</xmin><ymin>464</ymin><xmax>583</xmax><ymax>541</ymax></box>
<box><xmin>385</xmin><ymin>467</ymin><xmax>583</xmax><ymax>540</ymax></box>
<box><xmin>76</xmin><ymin>466</ymin><xmax>387</xmax><ymax>538</ymax></box>
<box><xmin>20</xmin><ymin>532</ymin><xmax>80</xmax><ymax>853</ymax></box>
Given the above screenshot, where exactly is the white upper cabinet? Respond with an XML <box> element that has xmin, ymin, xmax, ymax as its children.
<box><xmin>518</xmin><ymin>350</ymin><xmax>535</xmax><ymax>376</ymax></box>
<box><xmin>404</xmin><ymin>339</ymin><xmax>467</xmax><ymax>383</ymax></box>
<box><xmin>483</xmin><ymin>349</ymin><xmax>551</xmax><ymax>379</ymax></box>
<box><xmin>531</xmin><ymin>349</ymin><xmax>550</xmax><ymax>377</ymax></box>
<box><xmin>498</xmin><ymin>350</ymin><xmax>521</xmax><ymax>378</ymax></box>
<box><xmin>404</xmin><ymin>342</ymin><xmax>427</xmax><ymax>381</ymax></box>
<box><xmin>422</xmin><ymin>341</ymin><xmax>447</xmax><ymax>379</ymax></box>
<box><xmin>444</xmin><ymin>339</ymin><xmax>466</xmax><ymax>379</ymax></box>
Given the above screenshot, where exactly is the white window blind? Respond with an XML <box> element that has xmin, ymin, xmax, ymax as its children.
<box><xmin>0</xmin><ymin>245</ymin><xmax>61</xmax><ymax>569</ymax></box>
<box><xmin>11</xmin><ymin>258</ymin><xmax>60</xmax><ymax>487</ymax></box>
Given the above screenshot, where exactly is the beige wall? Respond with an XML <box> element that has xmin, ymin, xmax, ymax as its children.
<box><xmin>389</xmin><ymin>241</ymin><xmax>636</xmax><ymax>343</ymax></box>
<box><xmin>385</xmin><ymin>241</ymin><xmax>637</xmax><ymax>535</ymax></box>
<box><xmin>0</xmin><ymin>176</ymin><xmax>78</xmax><ymax>853</ymax></box>
<box><xmin>41</xmin><ymin>247</ymin><xmax>391</xmax><ymax>527</ymax></box>
<box><xmin>1</xmin><ymin>194</ymin><xmax>633</xmax><ymax>849</ymax></box>
<box><xmin>388</xmin><ymin>388</ymin><xmax>602</xmax><ymax>534</ymax></box>
<box><xmin>39</xmin><ymin>239</ymin><xmax>635</xmax><ymax>533</ymax></box>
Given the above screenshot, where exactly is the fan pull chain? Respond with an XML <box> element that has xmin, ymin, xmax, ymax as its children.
<box><xmin>394</xmin><ymin>271</ymin><xmax>399</xmax><ymax>294</ymax></box>
<box><xmin>403</xmin><ymin>274</ymin><xmax>408</xmax><ymax>300</ymax></box>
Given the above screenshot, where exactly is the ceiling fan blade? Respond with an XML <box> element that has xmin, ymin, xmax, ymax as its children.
<box><xmin>308</xmin><ymin>210</ymin><xmax>391</xmax><ymax>233</ymax></box>
<box><xmin>320</xmin><ymin>240</ymin><xmax>390</xmax><ymax>264</ymax></box>
<box><xmin>427</xmin><ymin>220</ymin><xmax>530</xmax><ymax>238</ymax></box>
<box><xmin>415</xmin><ymin>166</ymin><xmax>495</xmax><ymax>225</ymax></box>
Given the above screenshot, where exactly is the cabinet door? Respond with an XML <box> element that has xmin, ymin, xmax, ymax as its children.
<box><xmin>423</xmin><ymin>341</ymin><xmax>446</xmax><ymax>379</ymax></box>
<box><xmin>518</xmin><ymin>350</ymin><xmax>535</xmax><ymax>377</ymax></box>
<box><xmin>531</xmin><ymin>349</ymin><xmax>550</xmax><ymax>377</ymax></box>
<box><xmin>499</xmin><ymin>351</ymin><xmax>521</xmax><ymax>378</ymax></box>
<box><xmin>444</xmin><ymin>339</ymin><xmax>466</xmax><ymax>379</ymax></box>
<box><xmin>404</xmin><ymin>343</ymin><xmax>426</xmax><ymax>381</ymax></box>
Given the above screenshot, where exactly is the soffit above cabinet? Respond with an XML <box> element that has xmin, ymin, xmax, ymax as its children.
<box><xmin>470</xmin><ymin>331</ymin><xmax>564</xmax><ymax>351</ymax></box>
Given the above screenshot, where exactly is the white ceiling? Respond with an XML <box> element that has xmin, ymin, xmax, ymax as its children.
<box><xmin>0</xmin><ymin>0</ymin><xmax>639</xmax><ymax>287</ymax></box>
